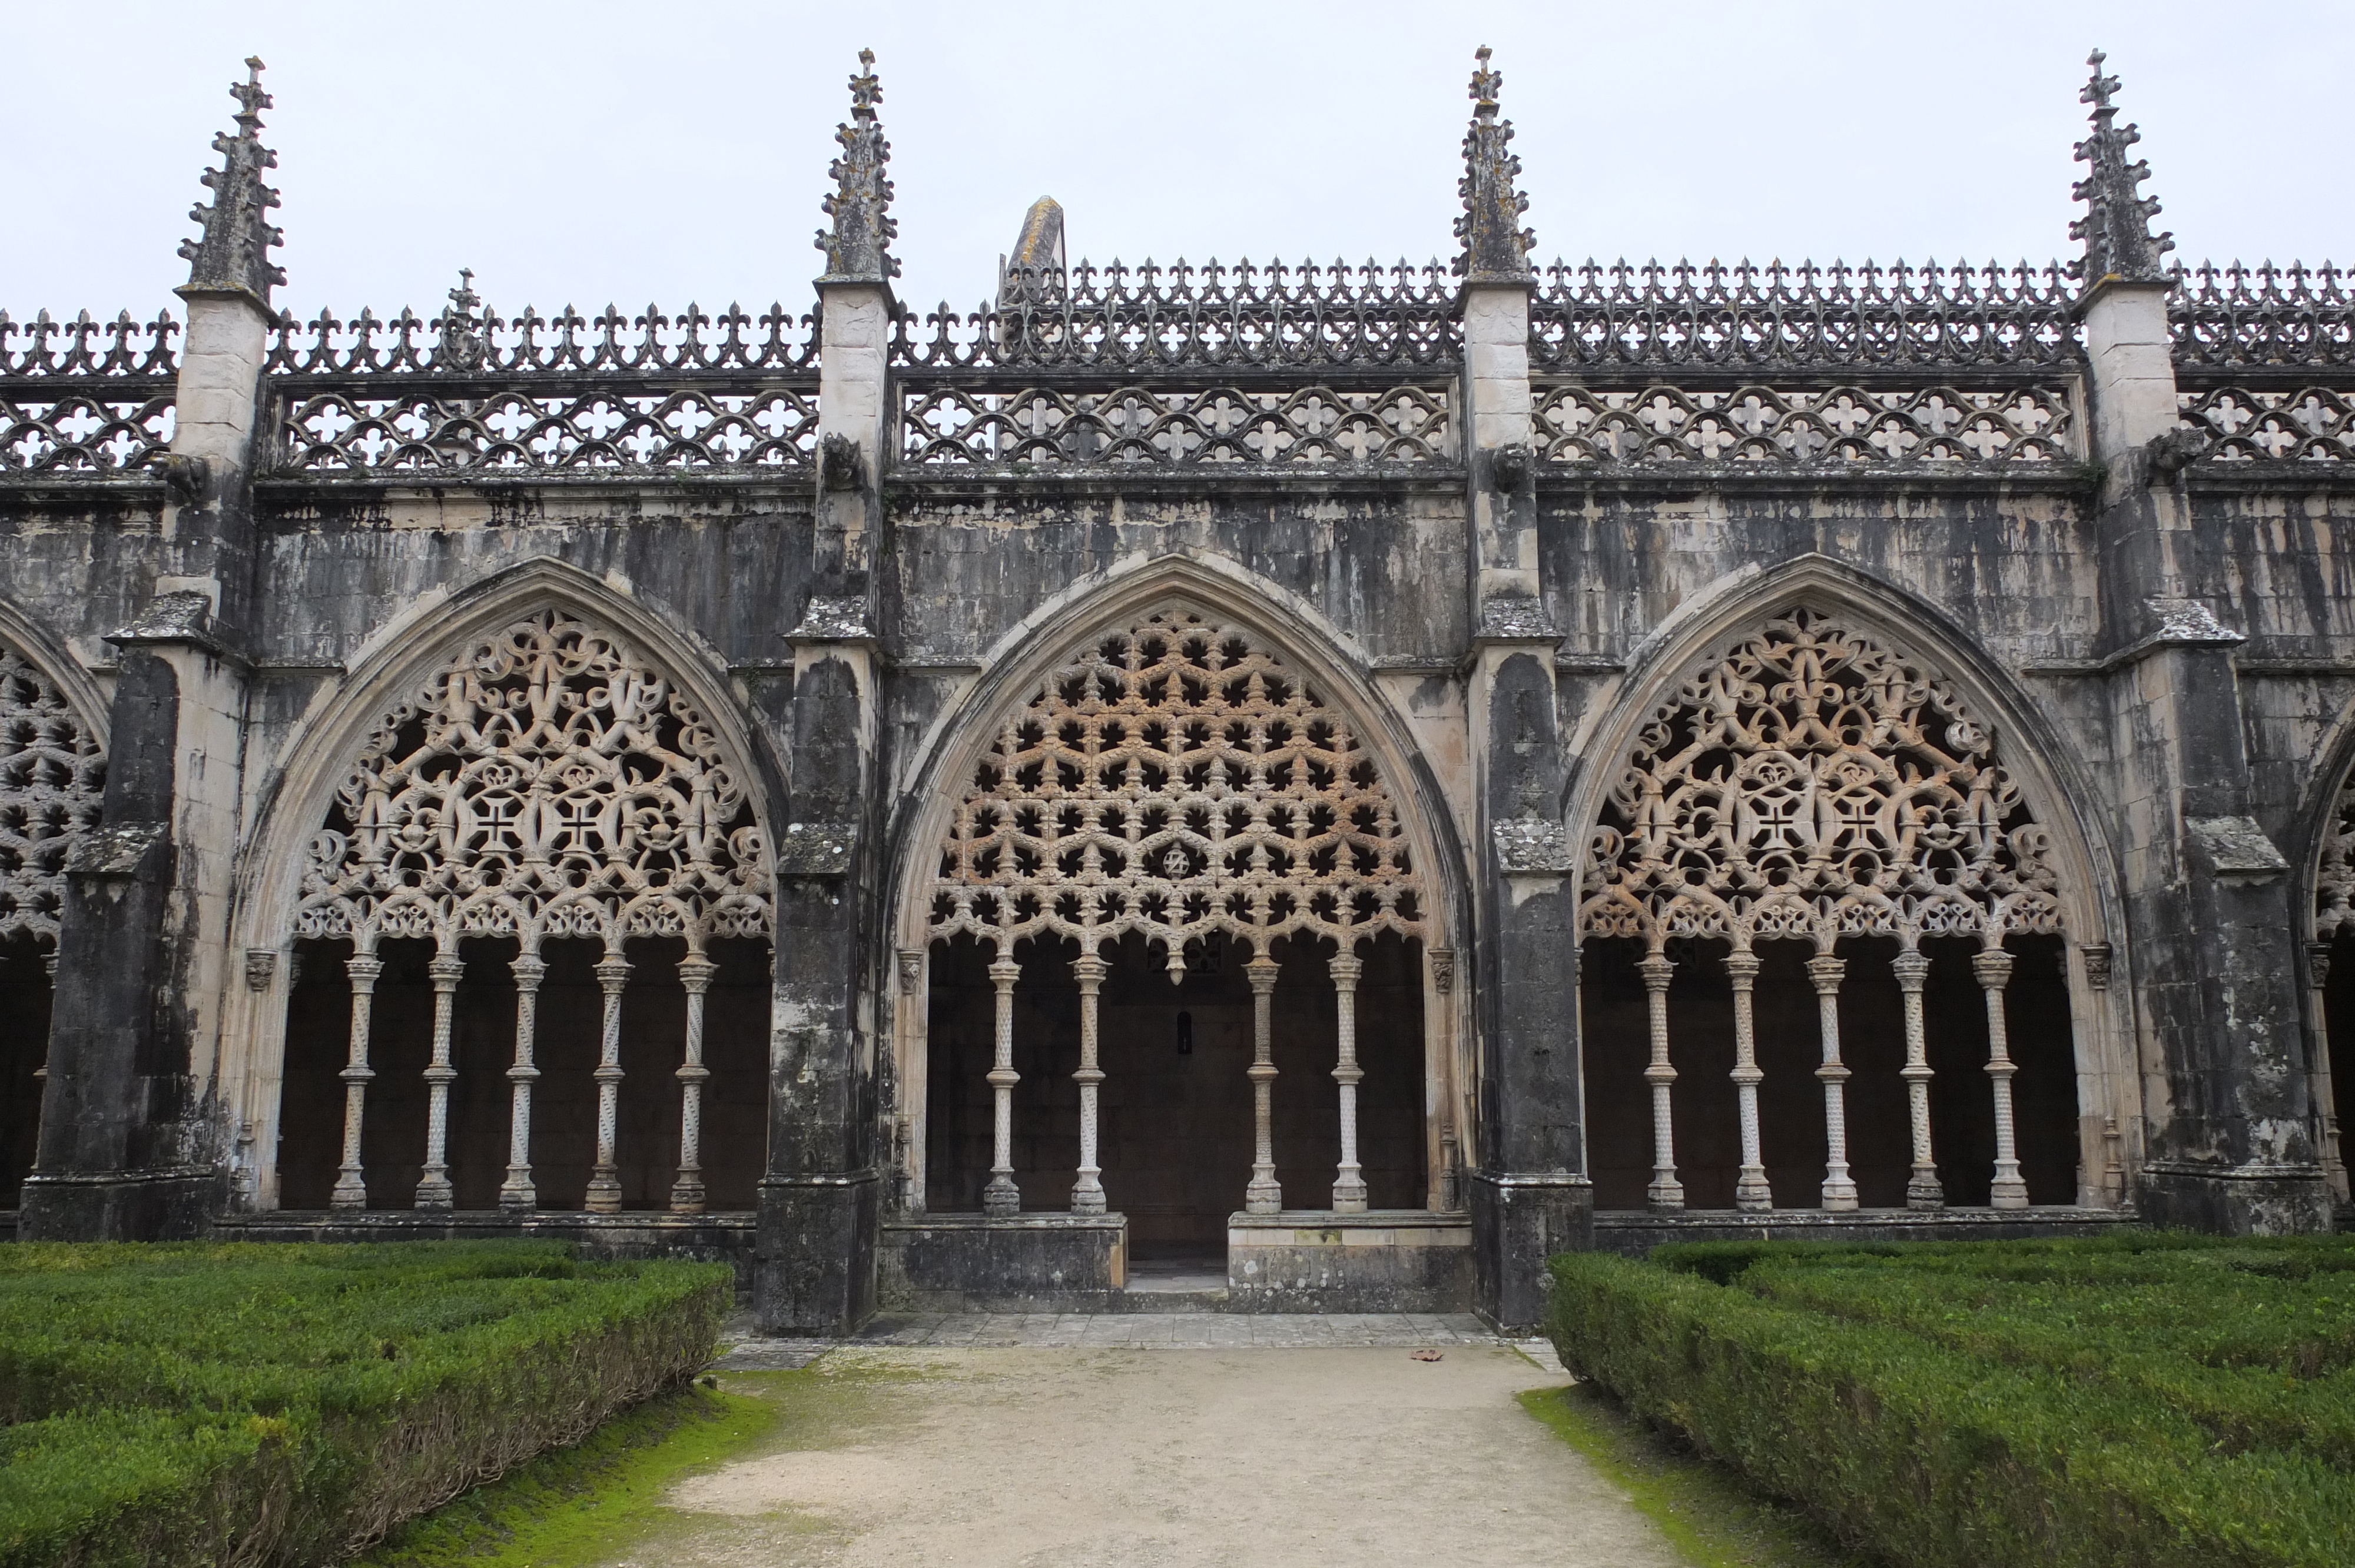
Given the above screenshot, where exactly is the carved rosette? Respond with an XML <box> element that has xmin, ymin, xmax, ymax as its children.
<box><xmin>0</xmin><ymin>643</ymin><xmax>106</xmax><ymax>947</ymax></box>
<box><xmin>1580</xmin><ymin>607</ymin><xmax>2064</xmax><ymax>946</ymax></box>
<box><xmin>296</xmin><ymin>609</ymin><xmax>770</xmax><ymax>948</ymax></box>
<box><xmin>930</xmin><ymin>610</ymin><xmax>1424</xmax><ymax>966</ymax></box>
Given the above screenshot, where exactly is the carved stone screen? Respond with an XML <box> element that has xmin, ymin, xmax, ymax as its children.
<box><xmin>276</xmin><ymin>609</ymin><xmax>772</xmax><ymax>1214</ymax></box>
<box><xmin>923</xmin><ymin>610</ymin><xmax>1429</xmax><ymax>1237</ymax></box>
<box><xmin>0</xmin><ymin>640</ymin><xmax>104</xmax><ymax>1205</ymax></box>
<box><xmin>1578</xmin><ymin>607</ymin><xmax>2078</xmax><ymax>1215</ymax></box>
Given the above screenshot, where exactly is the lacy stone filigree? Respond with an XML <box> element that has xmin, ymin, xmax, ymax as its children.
<box><xmin>0</xmin><ymin>643</ymin><xmax>107</xmax><ymax>946</ymax></box>
<box><xmin>2176</xmin><ymin>387</ymin><xmax>2355</xmax><ymax>463</ymax></box>
<box><xmin>901</xmin><ymin>384</ymin><xmax>1451</xmax><ymax>469</ymax></box>
<box><xmin>2315</xmin><ymin>772</ymin><xmax>2355</xmax><ymax>940</ymax></box>
<box><xmin>1535</xmin><ymin>384</ymin><xmax>2072</xmax><ymax>467</ymax></box>
<box><xmin>930</xmin><ymin>611</ymin><xmax>1424</xmax><ymax>967</ymax></box>
<box><xmin>1580</xmin><ymin>608</ymin><xmax>2062</xmax><ymax>946</ymax></box>
<box><xmin>297</xmin><ymin>609</ymin><xmax>771</xmax><ymax>949</ymax></box>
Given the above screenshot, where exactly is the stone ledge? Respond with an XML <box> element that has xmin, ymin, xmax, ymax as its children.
<box><xmin>1593</xmin><ymin>1205</ymin><xmax>2135</xmax><ymax>1256</ymax></box>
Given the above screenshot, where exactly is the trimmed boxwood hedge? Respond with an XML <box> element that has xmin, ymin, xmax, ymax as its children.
<box><xmin>1545</xmin><ymin>1235</ymin><xmax>2355</xmax><ymax>1568</ymax></box>
<box><xmin>0</xmin><ymin>1240</ymin><xmax>731</xmax><ymax>1567</ymax></box>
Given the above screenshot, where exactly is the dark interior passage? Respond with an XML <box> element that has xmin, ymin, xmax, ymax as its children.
<box><xmin>925</xmin><ymin>930</ymin><xmax>1427</xmax><ymax>1255</ymax></box>
<box><xmin>275</xmin><ymin>935</ymin><xmax>769</xmax><ymax>1210</ymax></box>
<box><xmin>0</xmin><ymin>935</ymin><xmax>52</xmax><ymax>1208</ymax></box>
<box><xmin>1583</xmin><ymin>934</ymin><xmax>2079</xmax><ymax>1211</ymax></box>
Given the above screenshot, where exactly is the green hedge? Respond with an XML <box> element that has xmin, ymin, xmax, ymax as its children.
<box><xmin>1545</xmin><ymin>1235</ymin><xmax>2355</xmax><ymax>1568</ymax></box>
<box><xmin>0</xmin><ymin>1241</ymin><xmax>731</xmax><ymax>1568</ymax></box>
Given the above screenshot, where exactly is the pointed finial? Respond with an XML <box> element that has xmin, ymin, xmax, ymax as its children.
<box><xmin>179</xmin><ymin>55</ymin><xmax>286</xmax><ymax>303</ymax></box>
<box><xmin>2069</xmin><ymin>48</ymin><xmax>2173</xmax><ymax>293</ymax></box>
<box><xmin>1454</xmin><ymin>45</ymin><xmax>1534</xmax><ymax>284</ymax></box>
<box><xmin>816</xmin><ymin>46</ymin><xmax>901</xmax><ymax>284</ymax></box>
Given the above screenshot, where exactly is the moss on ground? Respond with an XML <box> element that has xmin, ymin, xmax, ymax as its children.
<box><xmin>1518</xmin><ymin>1383</ymin><xmax>1878</xmax><ymax>1568</ymax></box>
<box><xmin>358</xmin><ymin>1358</ymin><xmax>917</xmax><ymax>1568</ymax></box>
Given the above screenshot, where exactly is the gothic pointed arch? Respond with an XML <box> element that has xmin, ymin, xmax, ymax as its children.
<box><xmin>0</xmin><ymin>629</ymin><xmax>107</xmax><ymax>949</ymax></box>
<box><xmin>1567</xmin><ymin>558</ymin><xmax>2124</xmax><ymax>1215</ymax></box>
<box><xmin>224</xmin><ymin>556</ymin><xmax>781</xmax><ymax>1211</ymax></box>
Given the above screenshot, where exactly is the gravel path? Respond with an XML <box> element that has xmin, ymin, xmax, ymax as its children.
<box><xmin>643</xmin><ymin>1328</ymin><xmax>1682</xmax><ymax>1568</ymax></box>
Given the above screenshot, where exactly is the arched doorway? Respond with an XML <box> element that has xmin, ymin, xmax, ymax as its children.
<box><xmin>0</xmin><ymin>639</ymin><xmax>106</xmax><ymax>1210</ymax></box>
<box><xmin>915</xmin><ymin>608</ymin><xmax>1435</xmax><ymax>1264</ymax></box>
<box><xmin>1578</xmin><ymin>606</ymin><xmax>2084</xmax><ymax>1211</ymax></box>
<box><xmin>270</xmin><ymin>607</ymin><xmax>774</xmax><ymax>1212</ymax></box>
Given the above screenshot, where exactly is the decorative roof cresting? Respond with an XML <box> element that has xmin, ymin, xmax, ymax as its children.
<box><xmin>817</xmin><ymin>49</ymin><xmax>900</xmax><ymax>285</ymax></box>
<box><xmin>179</xmin><ymin>57</ymin><xmax>286</xmax><ymax>304</ymax></box>
<box><xmin>2069</xmin><ymin>49</ymin><xmax>2172</xmax><ymax>293</ymax></box>
<box><xmin>1455</xmin><ymin>46</ymin><xmax>1534</xmax><ymax>285</ymax></box>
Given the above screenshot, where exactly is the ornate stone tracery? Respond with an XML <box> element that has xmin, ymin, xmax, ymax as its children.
<box><xmin>928</xmin><ymin>609</ymin><xmax>1425</xmax><ymax>966</ymax></box>
<box><xmin>297</xmin><ymin>607</ymin><xmax>770</xmax><ymax>951</ymax></box>
<box><xmin>927</xmin><ymin>607</ymin><xmax>1428</xmax><ymax>1218</ymax></box>
<box><xmin>2318</xmin><ymin>773</ymin><xmax>2355</xmax><ymax>939</ymax></box>
<box><xmin>1580</xmin><ymin>607</ymin><xmax>2062</xmax><ymax>948</ymax></box>
<box><xmin>0</xmin><ymin>642</ymin><xmax>106</xmax><ymax>946</ymax></box>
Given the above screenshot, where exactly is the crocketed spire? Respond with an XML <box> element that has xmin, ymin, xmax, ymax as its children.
<box><xmin>2069</xmin><ymin>49</ymin><xmax>2173</xmax><ymax>291</ymax></box>
<box><xmin>815</xmin><ymin>49</ymin><xmax>900</xmax><ymax>284</ymax></box>
<box><xmin>1454</xmin><ymin>46</ymin><xmax>1534</xmax><ymax>284</ymax></box>
<box><xmin>178</xmin><ymin>57</ymin><xmax>286</xmax><ymax>303</ymax></box>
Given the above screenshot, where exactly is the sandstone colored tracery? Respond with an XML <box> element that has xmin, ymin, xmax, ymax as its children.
<box><xmin>0</xmin><ymin>642</ymin><xmax>105</xmax><ymax>948</ymax></box>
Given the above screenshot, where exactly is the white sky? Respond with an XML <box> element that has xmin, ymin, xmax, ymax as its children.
<box><xmin>6</xmin><ymin>0</ymin><xmax>2349</xmax><ymax>323</ymax></box>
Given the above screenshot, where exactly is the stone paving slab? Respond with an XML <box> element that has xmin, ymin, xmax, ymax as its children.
<box><xmin>713</xmin><ymin>1310</ymin><xmax>1567</xmax><ymax>1371</ymax></box>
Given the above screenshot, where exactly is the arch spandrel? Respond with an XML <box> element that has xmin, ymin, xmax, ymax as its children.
<box><xmin>927</xmin><ymin>608</ymin><xmax>1427</xmax><ymax>969</ymax></box>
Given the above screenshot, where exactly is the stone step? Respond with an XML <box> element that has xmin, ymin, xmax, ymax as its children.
<box><xmin>1110</xmin><ymin>1285</ymin><xmax>1230</xmax><ymax>1314</ymax></box>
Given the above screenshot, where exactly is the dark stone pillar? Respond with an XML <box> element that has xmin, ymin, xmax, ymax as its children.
<box><xmin>20</xmin><ymin>650</ymin><xmax>219</xmax><ymax>1238</ymax></box>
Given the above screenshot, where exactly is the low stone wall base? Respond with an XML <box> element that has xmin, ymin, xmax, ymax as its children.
<box><xmin>1226</xmin><ymin>1211</ymin><xmax>1473</xmax><ymax>1312</ymax></box>
<box><xmin>880</xmin><ymin>1212</ymin><xmax>1128</xmax><ymax>1311</ymax></box>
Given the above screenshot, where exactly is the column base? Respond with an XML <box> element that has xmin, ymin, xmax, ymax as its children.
<box><xmin>18</xmin><ymin>1167</ymin><xmax>220</xmax><ymax>1242</ymax></box>
<box><xmin>755</xmin><ymin>1170</ymin><xmax>880</xmax><ymax>1334</ymax></box>
<box><xmin>1467</xmin><ymin>1170</ymin><xmax>1594</xmax><ymax>1333</ymax></box>
<box><xmin>2139</xmin><ymin>1161</ymin><xmax>2333</xmax><ymax>1234</ymax></box>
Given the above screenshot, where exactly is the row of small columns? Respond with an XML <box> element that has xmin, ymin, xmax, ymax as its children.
<box><xmin>1633</xmin><ymin>937</ymin><xmax>2028</xmax><ymax>1212</ymax></box>
<box><xmin>328</xmin><ymin>946</ymin><xmax>721</xmax><ymax>1213</ymax></box>
<box><xmin>979</xmin><ymin>943</ymin><xmax>1371</xmax><ymax>1216</ymax></box>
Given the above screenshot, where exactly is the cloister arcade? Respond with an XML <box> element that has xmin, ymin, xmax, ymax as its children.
<box><xmin>900</xmin><ymin>607</ymin><xmax>1457</xmax><ymax>1260</ymax></box>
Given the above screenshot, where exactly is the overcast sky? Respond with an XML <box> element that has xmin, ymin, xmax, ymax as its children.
<box><xmin>7</xmin><ymin>1</ymin><xmax>2350</xmax><ymax>323</ymax></box>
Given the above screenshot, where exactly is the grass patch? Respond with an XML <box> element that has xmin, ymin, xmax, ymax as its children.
<box><xmin>0</xmin><ymin>1241</ymin><xmax>731</xmax><ymax>1568</ymax></box>
<box><xmin>360</xmin><ymin>1376</ymin><xmax>783</xmax><ymax>1567</ymax></box>
<box><xmin>1547</xmin><ymin>1233</ymin><xmax>2355</xmax><ymax>1568</ymax></box>
<box><xmin>1518</xmin><ymin>1383</ymin><xmax>1876</xmax><ymax>1568</ymax></box>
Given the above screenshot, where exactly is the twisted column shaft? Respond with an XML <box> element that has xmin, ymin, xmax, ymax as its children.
<box><xmin>671</xmin><ymin>955</ymin><xmax>718</xmax><ymax>1214</ymax></box>
<box><xmin>1973</xmin><ymin>945</ymin><xmax>2028</xmax><ymax>1209</ymax></box>
<box><xmin>331</xmin><ymin>952</ymin><xmax>383</xmax><ymax>1210</ymax></box>
<box><xmin>1638</xmin><ymin>951</ymin><xmax>1681</xmax><ymax>1210</ymax></box>
<box><xmin>414</xmin><ymin>951</ymin><xmax>465</xmax><ymax>1209</ymax></box>
<box><xmin>586</xmin><ymin>953</ymin><xmax>631</xmax><ymax>1214</ymax></box>
<box><xmin>1895</xmin><ymin>946</ymin><xmax>1942</xmax><ymax>1210</ymax></box>
<box><xmin>1070</xmin><ymin>952</ymin><xmax>1107</xmax><ymax>1214</ymax></box>
<box><xmin>1330</xmin><ymin>951</ymin><xmax>1367</xmax><ymax>1212</ymax></box>
<box><xmin>1245</xmin><ymin>952</ymin><xmax>1283</xmax><ymax>1215</ymax></box>
<box><xmin>499</xmin><ymin>952</ymin><xmax>545</xmax><ymax>1211</ymax></box>
<box><xmin>1726</xmin><ymin>949</ymin><xmax>1770</xmax><ymax>1211</ymax></box>
<box><xmin>983</xmin><ymin>951</ymin><xmax>1021</xmax><ymax>1216</ymax></box>
<box><xmin>1807</xmin><ymin>952</ymin><xmax>1857</xmax><ymax>1211</ymax></box>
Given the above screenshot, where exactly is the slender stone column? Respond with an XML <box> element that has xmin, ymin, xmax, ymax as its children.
<box><xmin>1638</xmin><ymin>951</ymin><xmax>1681</xmax><ymax>1210</ymax></box>
<box><xmin>1894</xmin><ymin>946</ymin><xmax>1942</xmax><ymax>1210</ymax></box>
<box><xmin>1972</xmin><ymin>945</ymin><xmax>2029</xmax><ymax>1209</ymax></box>
<box><xmin>1245</xmin><ymin>952</ymin><xmax>1283</xmax><ymax>1214</ymax></box>
<box><xmin>1807</xmin><ymin>952</ymin><xmax>1858</xmax><ymax>1211</ymax></box>
<box><xmin>1330</xmin><ymin>950</ymin><xmax>1368</xmax><ymax>1213</ymax></box>
<box><xmin>414</xmin><ymin>950</ymin><xmax>465</xmax><ymax>1209</ymax></box>
<box><xmin>331</xmin><ymin>951</ymin><xmax>383</xmax><ymax>1209</ymax></box>
<box><xmin>1070</xmin><ymin>952</ymin><xmax>1107</xmax><ymax>1215</ymax></box>
<box><xmin>983</xmin><ymin>950</ymin><xmax>1021</xmax><ymax>1216</ymax></box>
<box><xmin>498</xmin><ymin>952</ymin><xmax>544</xmax><ymax>1211</ymax></box>
<box><xmin>2307</xmin><ymin>942</ymin><xmax>2349</xmax><ymax>1202</ymax></box>
<box><xmin>1726</xmin><ymin>948</ymin><xmax>1770</xmax><ymax>1211</ymax></box>
<box><xmin>586</xmin><ymin>952</ymin><xmax>631</xmax><ymax>1214</ymax></box>
<box><xmin>671</xmin><ymin>954</ymin><xmax>718</xmax><ymax>1214</ymax></box>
